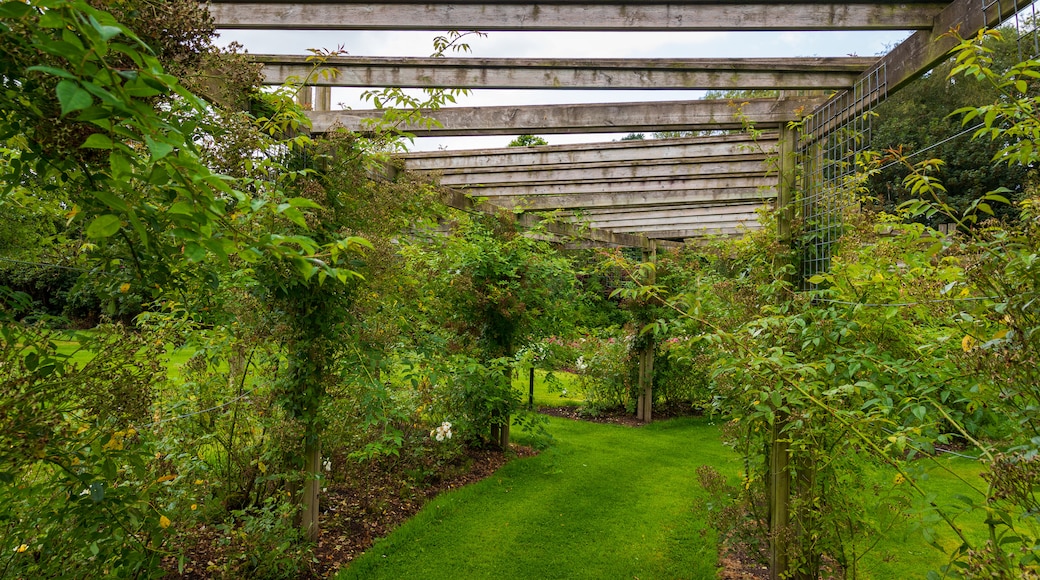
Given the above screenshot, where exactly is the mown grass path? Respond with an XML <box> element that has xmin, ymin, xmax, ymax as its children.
<box><xmin>338</xmin><ymin>416</ymin><xmax>736</xmax><ymax>580</ymax></box>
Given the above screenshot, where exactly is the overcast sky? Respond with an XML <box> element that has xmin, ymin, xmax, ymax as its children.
<box><xmin>215</xmin><ymin>28</ymin><xmax>911</xmax><ymax>151</ymax></box>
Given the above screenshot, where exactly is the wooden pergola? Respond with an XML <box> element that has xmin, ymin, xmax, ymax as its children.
<box><xmin>206</xmin><ymin>2</ymin><xmax>1027</xmax><ymax>575</ymax></box>
<box><xmin>209</xmin><ymin>0</ymin><xmax>1018</xmax><ymax>249</ymax></box>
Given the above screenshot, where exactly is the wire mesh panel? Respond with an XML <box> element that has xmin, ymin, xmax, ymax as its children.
<box><xmin>797</xmin><ymin>65</ymin><xmax>887</xmax><ymax>287</ymax></box>
<box><xmin>985</xmin><ymin>0</ymin><xmax>1040</xmax><ymax>59</ymax></box>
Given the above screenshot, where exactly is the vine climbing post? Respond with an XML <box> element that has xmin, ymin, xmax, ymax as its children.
<box><xmin>777</xmin><ymin>123</ymin><xmax>798</xmax><ymax>248</ymax></box>
<box><xmin>768</xmin><ymin>122</ymin><xmax>799</xmax><ymax>580</ymax></box>
<box><xmin>768</xmin><ymin>416</ymin><xmax>791</xmax><ymax>580</ymax></box>
<box><xmin>302</xmin><ymin>437</ymin><xmax>321</xmax><ymax>541</ymax></box>
<box><xmin>636</xmin><ymin>240</ymin><xmax>657</xmax><ymax>423</ymax></box>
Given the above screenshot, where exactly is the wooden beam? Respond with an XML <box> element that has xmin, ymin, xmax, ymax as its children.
<box><xmin>587</xmin><ymin>211</ymin><xmax>762</xmax><ymax>230</ymax></box>
<box><xmin>610</xmin><ymin>217</ymin><xmax>760</xmax><ymax>233</ymax></box>
<box><xmin>481</xmin><ymin>183</ymin><xmax>776</xmax><ymax>211</ymax></box>
<box><xmin>648</xmin><ymin>225</ymin><xmax>757</xmax><ymax>238</ymax></box>
<box><xmin>209</xmin><ymin>3</ymin><xmax>945</xmax><ymax>31</ymax></box>
<box><xmin>255</xmin><ymin>55</ymin><xmax>879</xmax><ymax>90</ymax></box>
<box><xmin>573</xmin><ymin>202</ymin><xmax>768</xmax><ymax>224</ymax></box>
<box><xmin>431</xmin><ymin>151</ymin><xmax>769</xmax><ymax>175</ymax></box>
<box><xmin>886</xmin><ymin>0</ymin><xmax>1023</xmax><ymax>93</ymax></box>
<box><xmin>401</xmin><ymin>133</ymin><xmax>778</xmax><ymax>171</ymax></box>
<box><xmin>309</xmin><ymin>97</ymin><xmax>821</xmax><ymax>135</ymax></box>
<box><xmin>433</xmin><ymin>157</ymin><xmax>770</xmax><ymax>186</ymax></box>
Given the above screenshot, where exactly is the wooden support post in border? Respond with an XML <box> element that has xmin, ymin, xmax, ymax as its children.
<box><xmin>295</xmin><ymin>86</ymin><xmax>313</xmax><ymax>110</ymax></box>
<box><xmin>315</xmin><ymin>86</ymin><xmax>332</xmax><ymax>112</ymax></box>
<box><xmin>777</xmin><ymin>123</ymin><xmax>797</xmax><ymax>249</ymax></box>
<box><xmin>768</xmin><ymin>116</ymin><xmax>799</xmax><ymax>580</ymax></box>
<box><xmin>301</xmin><ymin>437</ymin><xmax>321</xmax><ymax>542</ymax></box>
<box><xmin>768</xmin><ymin>417</ymin><xmax>791</xmax><ymax>580</ymax></box>
<box><xmin>637</xmin><ymin>240</ymin><xmax>657</xmax><ymax>423</ymax></box>
<box><xmin>529</xmin><ymin>366</ymin><xmax>536</xmax><ymax>410</ymax></box>
<box><xmin>490</xmin><ymin>367</ymin><xmax>512</xmax><ymax>449</ymax></box>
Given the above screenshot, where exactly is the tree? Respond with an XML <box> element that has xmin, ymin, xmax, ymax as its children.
<box><xmin>404</xmin><ymin>212</ymin><xmax>577</xmax><ymax>447</ymax></box>
<box><xmin>866</xmin><ymin>27</ymin><xmax>1028</xmax><ymax>225</ymax></box>
<box><xmin>0</xmin><ymin>0</ymin><xmax>371</xmax><ymax>550</ymax></box>
<box><xmin>508</xmin><ymin>134</ymin><xmax>548</xmax><ymax>147</ymax></box>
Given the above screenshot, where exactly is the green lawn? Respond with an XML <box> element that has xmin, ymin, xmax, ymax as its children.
<box><xmin>514</xmin><ymin>368</ymin><xmax>585</xmax><ymax>407</ymax></box>
<box><xmin>859</xmin><ymin>453</ymin><xmax>993</xmax><ymax>579</ymax></box>
<box><xmin>52</xmin><ymin>329</ymin><xmax>196</xmax><ymax>380</ymax></box>
<box><xmin>339</xmin><ymin>416</ymin><xmax>735</xmax><ymax>580</ymax></box>
<box><xmin>46</xmin><ymin>332</ymin><xmax>991</xmax><ymax>578</ymax></box>
<box><xmin>337</xmin><ymin>415</ymin><xmax>991</xmax><ymax>580</ymax></box>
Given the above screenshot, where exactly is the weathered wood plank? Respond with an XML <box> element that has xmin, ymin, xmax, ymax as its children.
<box><xmin>481</xmin><ymin>184</ymin><xmax>776</xmax><ymax>210</ymax></box>
<box><xmin>401</xmin><ymin>133</ymin><xmax>777</xmax><ymax>170</ymax></box>
<box><xmin>438</xmin><ymin>188</ymin><xmax>679</xmax><ymax>248</ymax></box>
<box><xmin>468</xmin><ymin>172</ymin><xmax>772</xmax><ymax>192</ymax></box>
<box><xmin>885</xmin><ymin>0</ymin><xmax>1022</xmax><ymax>93</ymax></box>
<box><xmin>645</xmin><ymin>225</ymin><xmax>756</xmax><ymax>239</ymax></box>
<box><xmin>255</xmin><ymin>55</ymin><xmax>878</xmax><ymax>90</ymax></box>
<box><xmin>309</xmin><ymin>97</ymin><xmax>821</xmax><ymax>135</ymax></box>
<box><xmin>434</xmin><ymin>157</ymin><xmax>770</xmax><ymax>185</ymax></box>
<box><xmin>209</xmin><ymin>3</ymin><xmax>945</xmax><ymax>31</ymax></box>
<box><xmin>607</xmin><ymin>215</ymin><xmax>757</xmax><ymax>232</ymax></box>
<box><xmin>572</xmin><ymin>202</ymin><xmax>768</xmax><ymax>223</ymax></box>
<box><xmin>585</xmin><ymin>210</ymin><xmax>762</xmax><ymax>229</ymax></box>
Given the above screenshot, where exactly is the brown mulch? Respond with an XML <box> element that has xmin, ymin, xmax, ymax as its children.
<box><xmin>717</xmin><ymin>547</ymin><xmax>770</xmax><ymax>579</ymax></box>
<box><xmin>164</xmin><ymin>445</ymin><xmax>536</xmax><ymax>579</ymax></box>
<box><xmin>167</xmin><ymin>405</ymin><xmax>761</xmax><ymax>579</ymax></box>
<box><xmin>310</xmin><ymin>445</ymin><xmax>536</xmax><ymax>578</ymax></box>
<box><xmin>538</xmin><ymin>405</ymin><xmax>646</xmax><ymax>426</ymax></box>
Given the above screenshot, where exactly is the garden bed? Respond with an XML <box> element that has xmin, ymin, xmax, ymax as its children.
<box><xmin>164</xmin><ymin>445</ymin><xmax>537</xmax><ymax>578</ymax></box>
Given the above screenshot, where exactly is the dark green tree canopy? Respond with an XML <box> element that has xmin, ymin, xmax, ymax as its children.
<box><xmin>867</xmin><ymin>29</ymin><xmax>1030</xmax><ymax>225</ymax></box>
<box><xmin>507</xmin><ymin>134</ymin><xmax>548</xmax><ymax>147</ymax></box>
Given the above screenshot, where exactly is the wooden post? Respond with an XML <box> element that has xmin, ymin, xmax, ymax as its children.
<box><xmin>768</xmin><ymin>113</ymin><xmax>800</xmax><ymax>580</ymax></box>
<box><xmin>301</xmin><ymin>437</ymin><xmax>321</xmax><ymax>542</ymax></box>
<box><xmin>637</xmin><ymin>240</ymin><xmax>657</xmax><ymax>423</ymax></box>
<box><xmin>315</xmin><ymin>86</ymin><xmax>332</xmax><ymax>112</ymax></box>
<box><xmin>768</xmin><ymin>417</ymin><xmax>790</xmax><ymax>580</ymax></box>
<box><xmin>638</xmin><ymin>345</ymin><xmax>655</xmax><ymax>423</ymax></box>
<box><xmin>490</xmin><ymin>367</ymin><xmax>511</xmax><ymax>449</ymax></box>
<box><xmin>295</xmin><ymin>86</ymin><xmax>313</xmax><ymax>110</ymax></box>
<box><xmin>529</xmin><ymin>366</ymin><xmax>535</xmax><ymax>410</ymax></box>
<box><xmin>777</xmin><ymin>123</ymin><xmax>797</xmax><ymax>247</ymax></box>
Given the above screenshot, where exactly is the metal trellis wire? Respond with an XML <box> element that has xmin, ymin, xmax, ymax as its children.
<box><xmin>798</xmin><ymin>64</ymin><xmax>887</xmax><ymax>288</ymax></box>
<box><xmin>985</xmin><ymin>0</ymin><xmax>1040</xmax><ymax>59</ymax></box>
<box><xmin>797</xmin><ymin>0</ymin><xmax>1040</xmax><ymax>290</ymax></box>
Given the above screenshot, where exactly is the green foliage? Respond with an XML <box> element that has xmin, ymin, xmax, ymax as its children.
<box><xmin>398</xmin><ymin>212</ymin><xmax>577</xmax><ymax>443</ymax></box>
<box><xmin>868</xmin><ymin>27</ymin><xmax>1029</xmax><ymax>226</ymax></box>
<box><xmin>0</xmin><ymin>0</ymin><xmax>364</xmax><ymax>302</ymax></box>
<box><xmin>212</xmin><ymin>497</ymin><xmax>311</xmax><ymax>579</ymax></box>
<box><xmin>594</xmin><ymin>28</ymin><xmax>1040</xmax><ymax>578</ymax></box>
<box><xmin>569</xmin><ymin>331</ymin><xmax>636</xmax><ymax>412</ymax></box>
<box><xmin>507</xmin><ymin>134</ymin><xmax>548</xmax><ymax>147</ymax></box>
<box><xmin>0</xmin><ymin>319</ymin><xmax>174</xmax><ymax>578</ymax></box>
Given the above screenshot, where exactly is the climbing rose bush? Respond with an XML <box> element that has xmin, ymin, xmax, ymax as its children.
<box><xmin>431</xmin><ymin>421</ymin><xmax>453</xmax><ymax>442</ymax></box>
